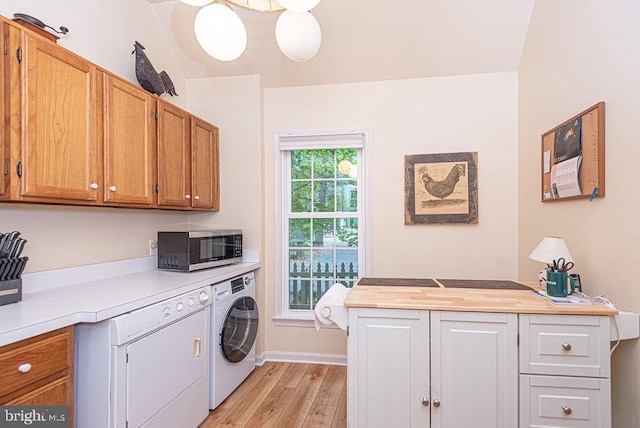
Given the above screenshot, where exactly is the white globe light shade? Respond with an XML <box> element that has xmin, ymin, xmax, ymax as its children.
<box><xmin>278</xmin><ymin>0</ymin><xmax>320</xmax><ymax>12</ymax></box>
<box><xmin>194</xmin><ymin>3</ymin><xmax>247</xmax><ymax>61</ymax></box>
<box><xmin>179</xmin><ymin>0</ymin><xmax>213</xmax><ymax>6</ymax></box>
<box><xmin>275</xmin><ymin>11</ymin><xmax>321</xmax><ymax>62</ymax></box>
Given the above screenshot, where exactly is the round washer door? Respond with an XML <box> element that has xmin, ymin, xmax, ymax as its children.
<box><xmin>220</xmin><ymin>296</ymin><xmax>259</xmax><ymax>363</ymax></box>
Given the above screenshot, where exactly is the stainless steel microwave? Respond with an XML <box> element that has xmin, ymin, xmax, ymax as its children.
<box><xmin>157</xmin><ymin>230</ymin><xmax>242</xmax><ymax>272</ymax></box>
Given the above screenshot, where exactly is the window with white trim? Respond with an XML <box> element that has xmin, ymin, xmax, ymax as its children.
<box><xmin>274</xmin><ymin>130</ymin><xmax>370</xmax><ymax>324</ymax></box>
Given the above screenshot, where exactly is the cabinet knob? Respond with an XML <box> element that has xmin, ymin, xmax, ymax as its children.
<box><xmin>185</xmin><ymin>195</ymin><xmax>191</xmax><ymax>199</ymax></box>
<box><xmin>421</xmin><ymin>397</ymin><xmax>430</xmax><ymax>407</ymax></box>
<box><xmin>194</xmin><ymin>195</ymin><xmax>200</xmax><ymax>200</ymax></box>
<box><xmin>18</xmin><ymin>363</ymin><xmax>32</xmax><ymax>373</ymax></box>
<box><xmin>562</xmin><ymin>405</ymin><xmax>572</xmax><ymax>415</ymax></box>
<box><xmin>561</xmin><ymin>343</ymin><xmax>572</xmax><ymax>351</ymax></box>
<box><xmin>90</xmin><ymin>183</ymin><xmax>99</xmax><ymax>190</ymax></box>
<box><xmin>109</xmin><ymin>186</ymin><xmax>117</xmax><ymax>192</ymax></box>
<box><xmin>432</xmin><ymin>399</ymin><xmax>440</xmax><ymax>408</ymax></box>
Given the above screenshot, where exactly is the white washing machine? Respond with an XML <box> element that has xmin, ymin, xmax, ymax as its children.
<box><xmin>210</xmin><ymin>271</ymin><xmax>259</xmax><ymax>409</ymax></box>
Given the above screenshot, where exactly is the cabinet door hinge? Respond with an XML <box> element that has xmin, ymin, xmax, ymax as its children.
<box><xmin>16</xmin><ymin>46</ymin><xmax>22</xmax><ymax>63</ymax></box>
<box><xmin>16</xmin><ymin>162</ymin><xmax>22</xmax><ymax>178</ymax></box>
<box><xmin>3</xmin><ymin>162</ymin><xmax>8</xmax><ymax>176</ymax></box>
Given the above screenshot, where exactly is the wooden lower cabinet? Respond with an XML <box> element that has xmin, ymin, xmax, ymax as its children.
<box><xmin>0</xmin><ymin>327</ymin><xmax>74</xmax><ymax>427</ymax></box>
<box><xmin>347</xmin><ymin>309</ymin><xmax>518</xmax><ymax>428</ymax></box>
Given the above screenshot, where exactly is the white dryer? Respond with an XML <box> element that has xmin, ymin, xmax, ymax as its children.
<box><xmin>210</xmin><ymin>271</ymin><xmax>259</xmax><ymax>409</ymax></box>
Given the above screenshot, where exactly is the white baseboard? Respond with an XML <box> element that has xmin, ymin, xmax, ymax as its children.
<box><xmin>256</xmin><ymin>351</ymin><xmax>346</xmax><ymax>366</ymax></box>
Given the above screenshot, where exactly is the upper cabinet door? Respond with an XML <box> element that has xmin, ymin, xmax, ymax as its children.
<box><xmin>103</xmin><ymin>74</ymin><xmax>155</xmax><ymax>206</ymax></box>
<box><xmin>191</xmin><ymin>117</ymin><xmax>219</xmax><ymax>210</ymax></box>
<box><xmin>157</xmin><ymin>100</ymin><xmax>190</xmax><ymax>208</ymax></box>
<box><xmin>0</xmin><ymin>21</ymin><xmax>6</xmax><ymax>196</ymax></box>
<box><xmin>21</xmin><ymin>33</ymin><xmax>99</xmax><ymax>201</ymax></box>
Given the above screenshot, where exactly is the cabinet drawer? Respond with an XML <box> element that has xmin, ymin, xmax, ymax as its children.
<box><xmin>519</xmin><ymin>314</ymin><xmax>610</xmax><ymax>377</ymax></box>
<box><xmin>520</xmin><ymin>375</ymin><xmax>611</xmax><ymax>428</ymax></box>
<box><xmin>5</xmin><ymin>377</ymin><xmax>70</xmax><ymax>406</ymax></box>
<box><xmin>0</xmin><ymin>330</ymin><xmax>71</xmax><ymax>397</ymax></box>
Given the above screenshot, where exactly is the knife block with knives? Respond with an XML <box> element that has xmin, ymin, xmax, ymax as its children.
<box><xmin>0</xmin><ymin>231</ymin><xmax>28</xmax><ymax>306</ymax></box>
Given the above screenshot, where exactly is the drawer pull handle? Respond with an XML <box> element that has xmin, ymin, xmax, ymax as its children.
<box><xmin>433</xmin><ymin>398</ymin><xmax>441</xmax><ymax>408</ymax></box>
<box><xmin>562</xmin><ymin>405</ymin><xmax>572</xmax><ymax>415</ymax></box>
<box><xmin>18</xmin><ymin>363</ymin><xmax>32</xmax><ymax>373</ymax></box>
<box><xmin>562</xmin><ymin>343</ymin><xmax>572</xmax><ymax>351</ymax></box>
<box><xmin>421</xmin><ymin>397</ymin><xmax>430</xmax><ymax>407</ymax></box>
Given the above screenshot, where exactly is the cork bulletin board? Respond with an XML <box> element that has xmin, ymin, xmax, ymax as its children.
<box><xmin>541</xmin><ymin>102</ymin><xmax>605</xmax><ymax>202</ymax></box>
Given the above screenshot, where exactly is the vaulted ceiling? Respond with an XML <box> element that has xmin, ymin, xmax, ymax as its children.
<box><xmin>148</xmin><ymin>0</ymin><xmax>535</xmax><ymax>88</ymax></box>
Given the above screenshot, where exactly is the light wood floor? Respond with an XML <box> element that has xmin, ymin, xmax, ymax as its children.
<box><xmin>200</xmin><ymin>361</ymin><xmax>347</xmax><ymax>428</ymax></box>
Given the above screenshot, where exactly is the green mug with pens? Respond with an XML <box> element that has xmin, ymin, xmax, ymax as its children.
<box><xmin>546</xmin><ymin>270</ymin><xmax>577</xmax><ymax>297</ymax></box>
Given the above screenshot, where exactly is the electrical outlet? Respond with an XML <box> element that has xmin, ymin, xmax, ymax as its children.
<box><xmin>149</xmin><ymin>239</ymin><xmax>158</xmax><ymax>256</ymax></box>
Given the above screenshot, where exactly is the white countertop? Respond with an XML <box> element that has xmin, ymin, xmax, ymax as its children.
<box><xmin>0</xmin><ymin>256</ymin><xmax>261</xmax><ymax>347</ymax></box>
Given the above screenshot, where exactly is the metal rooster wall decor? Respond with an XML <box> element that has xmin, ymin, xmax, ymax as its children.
<box><xmin>132</xmin><ymin>41</ymin><xmax>178</xmax><ymax>97</ymax></box>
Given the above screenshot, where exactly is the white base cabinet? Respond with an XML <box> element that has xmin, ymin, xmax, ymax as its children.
<box><xmin>431</xmin><ymin>311</ymin><xmax>518</xmax><ymax>428</ymax></box>
<box><xmin>520</xmin><ymin>375</ymin><xmax>611</xmax><ymax>427</ymax></box>
<box><xmin>519</xmin><ymin>314</ymin><xmax>611</xmax><ymax>428</ymax></box>
<box><xmin>347</xmin><ymin>309</ymin><xmax>518</xmax><ymax>428</ymax></box>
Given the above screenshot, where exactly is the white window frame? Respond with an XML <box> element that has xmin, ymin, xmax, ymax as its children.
<box><xmin>273</xmin><ymin>128</ymin><xmax>372</xmax><ymax>327</ymax></box>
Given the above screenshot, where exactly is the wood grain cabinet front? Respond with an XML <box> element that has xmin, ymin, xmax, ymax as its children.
<box><xmin>0</xmin><ymin>327</ymin><xmax>74</xmax><ymax>426</ymax></box>
<box><xmin>5</xmin><ymin>27</ymin><xmax>100</xmax><ymax>204</ymax></box>
<box><xmin>0</xmin><ymin>21</ymin><xmax>6</xmax><ymax>197</ymax></box>
<box><xmin>0</xmin><ymin>14</ymin><xmax>220</xmax><ymax>211</ymax></box>
<box><xmin>157</xmin><ymin>100</ymin><xmax>219</xmax><ymax>211</ymax></box>
<box><xmin>102</xmin><ymin>73</ymin><xmax>156</xmax><ymax>207</ymax></box>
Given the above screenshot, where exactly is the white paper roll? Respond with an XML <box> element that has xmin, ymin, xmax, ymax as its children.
<box><xmin>314</xmin><ymin>283</ymin><xmax>350</xmax><ymax>330</ymax></box>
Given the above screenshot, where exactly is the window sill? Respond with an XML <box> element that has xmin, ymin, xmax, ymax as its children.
<box><xmin>271</xmin><ymin>315</ymin><xmax>341</xmax><ymax>329</ymax></box>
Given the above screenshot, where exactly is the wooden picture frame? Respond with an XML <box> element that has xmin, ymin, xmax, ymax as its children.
<box><xmin>541</xmin><ymin>102</ymin><xmax>605</xmax><ymax>202</ymax></box>
<box><xmin>404</xmin><ymin>152</ymin><xmax>478</xmax><ymax>224</ymax></box>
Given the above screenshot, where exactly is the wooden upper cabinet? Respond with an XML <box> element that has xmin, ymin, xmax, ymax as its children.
<box><xmin>157</xmin><ymin>100</ymin><xmax>190</xmax><ymax>207</ymax></box>
<box><xmin>191</xmin><ymin>117</ymin><xmax>219</xmax><ymax>210</ymax></box>
<box><xmin>103</xmin><ymin>73</ymin><xmax>155</xmax><ymax>206</ymax></box>
<box><xmin>0</xmin><ymin>21</ymin><xmax>6</xmax><ymax>196</ymax></box>
<box><xmin>21</xmin><ymin>32</ymin><xmax>99</xmax><ymax>201</ymax></box>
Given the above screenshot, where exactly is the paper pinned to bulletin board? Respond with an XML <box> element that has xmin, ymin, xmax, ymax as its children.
<box><xmin>541</xmin><ymin>102</ymin><xmax>605</xmax><ymax>202</ymax></box>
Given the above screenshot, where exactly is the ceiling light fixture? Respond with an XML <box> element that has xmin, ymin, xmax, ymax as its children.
<box><xmin>180</xmin><ymin>0</ymin><xmax>322</xmax><ymax>62</ymax></box>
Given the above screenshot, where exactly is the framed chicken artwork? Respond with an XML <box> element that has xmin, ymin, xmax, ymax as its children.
<box><xmin>404</xmin><ymin>152</ymin><xmax>478</xmax><ymax>224</ymax></box>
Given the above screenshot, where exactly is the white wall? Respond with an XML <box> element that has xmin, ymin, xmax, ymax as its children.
<box><xmin>0</xmin><ymin>0</ymin><xmax>190</xmax><ymax>272</ymax></box>
<box><xmin>518</xmin><ymin>1</ymin><xmax>640</xmax><ymax>425</ymax></box>
<box><xmin>263</xmin><ymin>73</ymin><xmax>519</xmax><ymax>356</ymax></box>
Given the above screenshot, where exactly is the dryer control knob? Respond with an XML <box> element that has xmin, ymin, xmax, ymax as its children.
<box><xmin>189</xmin><ymin>297</ymin><xmax>195</xmax><ymax>307</ymax></box>
<box><xmin>199</xmin><ymin>291</ymin><xmax>210</xmax><ymax>305</ymax></box>
<box><xmin>176</xmin><ymin>302</ymin><xmax>184</xmax><ymax>312</ymax></box>
<box><xmin>163</xmin><ymin>307</ymin><xmax>171</xmax><ymax>317</ymax></box>
<box><xmin>244</xmin><ymin>276</ymin><xmax>252</xmax><ymax>286</ymax></box>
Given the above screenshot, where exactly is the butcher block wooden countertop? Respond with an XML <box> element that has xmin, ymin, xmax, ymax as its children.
<box><xmin>344</xmin><ymin>279</ymin><xmax>618</xmax><ymax>316</ymax></box>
